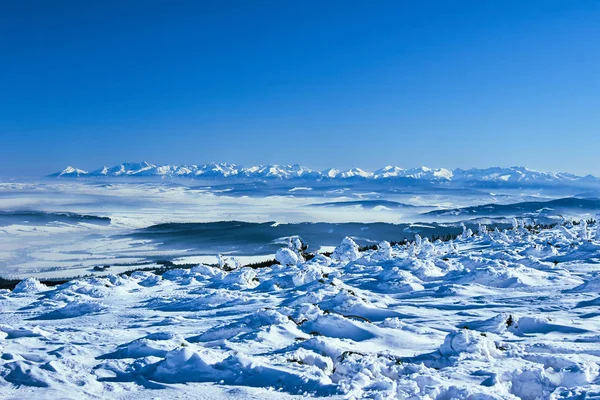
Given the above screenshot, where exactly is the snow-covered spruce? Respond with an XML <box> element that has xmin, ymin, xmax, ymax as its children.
<box><xmin>2</xmin><ymin>223</ymin><xmax>600</xmax><ymax>398</ymax></box>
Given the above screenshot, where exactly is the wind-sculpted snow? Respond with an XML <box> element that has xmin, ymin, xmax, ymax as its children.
<box><xmin>11</xmin><ymin>277</ymin><xmax>48</xmax><ymax>294</ymax></box>
<box><xmin>2</xmin><ymin>224</ymin><xmax>600</xmax><ymax>398</ymax></box>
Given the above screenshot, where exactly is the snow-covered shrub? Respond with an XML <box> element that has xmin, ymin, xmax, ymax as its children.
<box><xmin>439</xmin><ymin>329</ymin><xmax>502</xmax><ymax>360</ymax></box>
<box><xmin>331</xmin><ymin>237</ymin><xmax>360</xmax><ymax>262</ymax></box>
<box><xmin>478</xmin><ymin>223</ymin><xmax>487</xmax><ymax>236</ymax></box>
<box><xmin>414</xmin><ymin>234</ymin><xmax>422</xmax><ymax>246</ymax></box>
<box><xmin>276</xmin><ymin>248</ymin><xmax>300</xmax><ymax>266</ymax></box>
<box><xmin>418</xmin><ymin>238</ymin><xmax>436</xmax><ymax>258</ymax></box>
<box><xmin>288</xmin><ymin>235</ymin><xmax>308</xmax><ymax>258</ymax></box>
<box><xmin>216</xmin><ymin>254</ymin><xmax>240</xmax><ymax>271</ymax></box>
<box><xmin>580</xmin><ymin>219</ymin><xmax>589</xmax><ymax>240</ymax></box>
<box><xmin>460</xmin><ymin>223</ymin><xmax>472</xmax><ymax>239</ymax></box>
<box><xmin>372</xmin><ymin>241</ymin><xmax>392</xmax><ymax>261</ymax></box>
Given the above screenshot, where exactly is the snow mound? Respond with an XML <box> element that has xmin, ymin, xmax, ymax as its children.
<box><xmin>0</xmin><ymin>325</ymin><xmax>48</xmax><ymax>339</ymax></box>
<box><xmin>0</xmin><ymin>360</ymin><xmax>53</xmax><ymax>387</ymax></box>
<box><xmin>566</xmin><ymin>271</ymin><xmax>600</xmax><ymax>293</ymax></box>
<box><xmin>438</xmin><ymin>329</ymin><xmax>502</xmax><ymax>360</ymax></box>
<box><xmin>218</xmin><ymin>268</ymin><xmax>259</xmax><ymax>289</ymax></box>
<box><xmin>460</xmin><ymin>313</ymin><xmax>514</xmax><ymax>334</ymax></box>
<box><xmin>99</xmin><ymin>331</ymin><xmax>186</xmax><ymax>359</ymax></box>
<box><xmin>519</xmin><ymin>243</ymin><xmax>558</xmax><ymax>258</ymax></box>
<box><xmin>146</xmin><ymin>290</ymin><xmax>250</xmax><ymax>312</ymax></box>
<box><xmin>129</xmin><ymin>271</ymin><xmax>163</xmax><ymax>287</ymax></box>
<box><xmin>394</xmin><ymin>258</ymin><xmax>445</xmax><ymax>280</ymax></box>
<box><xmin>12</xmin><ymin>278</ymin><xmax>47</xmax><ymax>294</ymax></box>
<box><xmin>507</xmin><ymin>367</ymin><xmax>559</xmax><ymax>400</ymax></box>
<box><xmin>33</xmin><ymin>301</ymin><xmax>105</xmax><ymax>320</ymax></box>
<box><xmin>508</xmin><ymin>316</ymin><xmax>589</xmax><ymax>336</ymax></box>
<box><xmin>189</xmin><ymin>308</ymin><xmax>292</xmax><ymax>343</ymax></box>
<box><xmin>377</xmin><ymin>268</ymin><xmax>425</xmax><ymax>292</ymax></box>
<box><xmin>259</xmin><ymin>263</ymin><xmax>330</xmax><ymax>289</ymax></box>
<box><xmin>299</xmin><ymin>314</ymin><xmax>376</xmax><ymax>341</ymax></box>
<box><xmin>462</xmin><ymin>313</ymin><xmax>590</xmax><ymax>336</ymax></box>
<box><xmin>318</xmin><ymin>290</ymin><xmax>403</xmax><ymax>322</ymax></box>
<box><xmin>450</xmin><ymin>262</ymin><xmax>552</xmax><ymax>288</ymax></box>
<box><xmin>148</xmin><ymin>349</ymin><xmax>339</xmax><ymax>395</ymax></box>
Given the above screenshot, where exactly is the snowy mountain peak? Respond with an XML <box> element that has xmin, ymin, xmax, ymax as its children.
<box><xmin>322</xmin><ymin>168</ymin><xmax>340</xmax><ymax>178</ymax></box>
<box><xmin>374</xmin><ymin>165</ymin><xmax>405</xmax><ymax>178</ymax></box>
<box><xmin>196</xmin><ymin>162</ymin><xmax>240</xmax><ymax>177</ymax></box>
<box><xmin>371</xmin><ymin>166</ymin><xmax>453</xmax><ymax>180</ymax></box>
<box><xmin>49</xmin><ymin>163</ymin><xmax>597</xmax><ymax>185</ymax></box>
<box><xmin>340</xmin><ymin>168</ymin><xmax>373</xmax><ymax>179</ymax></box>
<box><xmin>53</xmin><ymin>166</ymin><xmax>88</xmax><ymax>177</ymax></box>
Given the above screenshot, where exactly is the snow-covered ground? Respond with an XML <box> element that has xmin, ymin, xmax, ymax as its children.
<box><xmin>2</xmin><ymin>222</ymin><xmax>600</xmax><ymax>399</ymax></box>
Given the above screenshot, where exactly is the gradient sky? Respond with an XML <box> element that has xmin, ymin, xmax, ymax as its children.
<box><xmin>1</xmin><ymin>1</ymin><xmax>599</xmax><ymax>177</ymax></box>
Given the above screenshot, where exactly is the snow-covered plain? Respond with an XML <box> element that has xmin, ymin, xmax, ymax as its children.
<box><xmin>2</xmin><ymin>223</ymin><xmax>600</xmax><ymax>399</ymax></box>
<box><xmin>2</xmin><ymin>173</ymin><xmax>600</xmax><ymax>399</ymax></box>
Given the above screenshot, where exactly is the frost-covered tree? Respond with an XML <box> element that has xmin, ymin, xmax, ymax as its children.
<box><xmin>414</xmin><ymin>234</ymin><xmax>422</xmax><ymax>247</ymax></box>
<box><xmin>461</xmin><ymin>223</ymin><xmax>473</xmax><ymax>239</ymax></box>
<box><xmin>373</xmin><ymin>241</ymin><xmax>392</xmax><ymax>261</ymax></box>
<box><xmin>275</xmin><ymin>248</ymin><xmax>300</xmax><ymax>266</ymax></box>
<box><xmin>580</xmin><ymin>219</ymin><xmax>589</xmax><ymax>240</ymax></box>
<box><xmin>512</xmin><ymin>218</ymin><xmax>519</xmax><ymax>231</ymax></box>
<box><xmin>408</xmin><ymin>242</ymin><xmax>417</xmax><ymax>258</ymax></box>
<box><xmin>332</xmin><ymin>237</ymin><xmax>360</xmax><ymax>262</ymax></box>
<box><xmin>216</xmin><ymin>254</ymin><xmax>226</xmax><ymax>269</ymax></box>
<box><xmin>418</xmin><ymin>237</ymin><xmax>436</xmax><ymax>257</ymax></box>
<box><xmin>478</xmin><ymin>223</ymin><xmax>487</xmax><ymax>236</ymax></box>
<box><xmin>288</xmin><ymin>236</ymin><xmax>307</xmax><ymax>254</ymax></box>
<box><xmin>216</xmin><ymin>254</ymin><xmax>239</xmax><ymax>271</ymax></box>
<box><xmin>450</xmin><ymin>241</ymin><xmax>458</xmax><ymax>254</ymax></box>
<box><xmin>287</xmin><ymin>235</ymin><xmax>307</xmax><ymax>262</ymax></box>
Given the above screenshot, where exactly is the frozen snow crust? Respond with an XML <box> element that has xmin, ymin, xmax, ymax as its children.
<box><xmin>2</xmin><ymin>224</ymin><xmax>600</xmax><ymax>399</ymax></box>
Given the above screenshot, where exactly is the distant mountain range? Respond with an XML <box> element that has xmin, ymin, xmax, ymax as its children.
<box><xmin>50</xmin><ymin>162</ymin><xmax>598</xmax><ymax>185</ymax></box>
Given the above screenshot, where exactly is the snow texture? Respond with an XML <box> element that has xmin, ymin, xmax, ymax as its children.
<box><xmin>2</xmin><ymin>224</ymin><xmax>600</xmax><ymax>398</ymax></box>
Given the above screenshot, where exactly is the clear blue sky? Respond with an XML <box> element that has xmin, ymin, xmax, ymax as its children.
<box><xmin>1</xmin><ymin>0</ymin><xmax>599</xmax><ymax>176</ymax></box>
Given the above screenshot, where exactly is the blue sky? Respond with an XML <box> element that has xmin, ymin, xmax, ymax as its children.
<box><xmin>1</xmin><ymin>1</ymin><xmax>599</xmax><ymax>176</ymax></box>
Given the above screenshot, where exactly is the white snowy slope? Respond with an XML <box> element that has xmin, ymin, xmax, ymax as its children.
<box><xmin>452</xmin><ymin>167</ymin><xmax>585</xmax><ymax>183</ymax></box>
<box><xmin>374</xmin><ymin>166</ymin><xmax>454</xmax><ymax>181</ymax></box>
<box><xmin>50</xmin><ymin>162</ymin><xmax>599</xmax><ymax>184</ymax></box>
<box><xmin>1</xmin><ymin>223</ymin><xmax>600</xmax><ymax>399</ymax></box>
<box><xmin>49</xmin><ymin>166</ymin><xmax>88</xmax><ymax>177</ymax></box>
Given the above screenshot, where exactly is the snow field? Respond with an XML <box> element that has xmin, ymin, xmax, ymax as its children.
<box><xmin>1</xmin><ymin>223</ymin><xmax>600</xmax><ymax>398</ymax></box>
